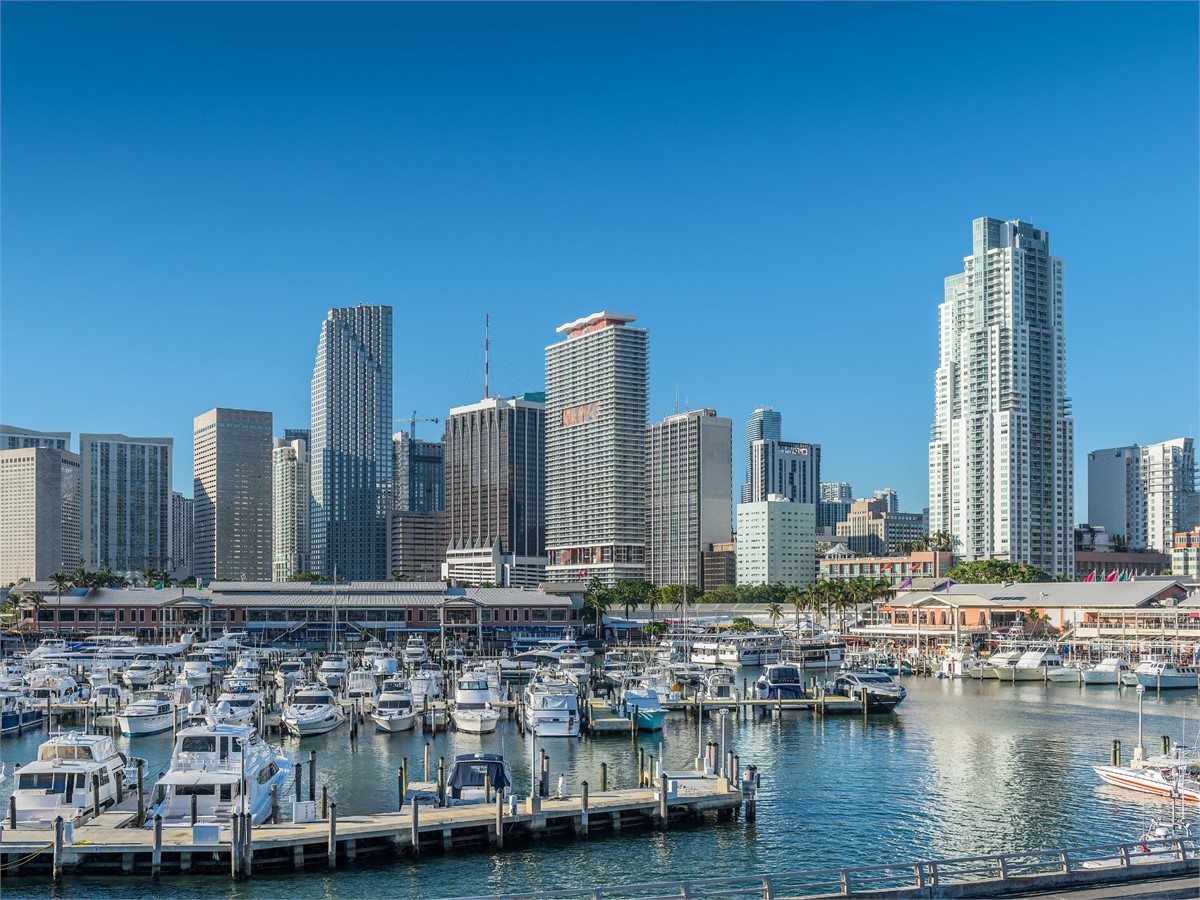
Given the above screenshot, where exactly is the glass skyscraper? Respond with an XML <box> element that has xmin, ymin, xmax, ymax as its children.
<box><xmin>742</xmin><ymin>407</ymin><xmax>781</xmax><ymax>503</ymax></box>
<box><xmin>310</xmin><ymin>305</ymin><xmax>394</xmax><ymax>581</ymax></box>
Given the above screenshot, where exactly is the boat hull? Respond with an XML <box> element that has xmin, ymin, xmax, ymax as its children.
<box><xmin>1094</xmin><ymin>765</ymin><xmax>1200</xmax><ymax>802</ymax></box>
<box><xmin>1</xmin><ymin>708</ymin><xmax>45</xmax><ymax>737</ymax></box>
<box><xmin>1080</xmin><ymin>670</ymin><xmax>1122</xmax><ymax>685</ymax></box>
<box><xmin>282</xmin><ymin>708</ymin><xmax>346</xmax><ymax>737</ymax></box>
<box><xmin>1134</xmin><ymin>673</ymin><xmax>1200</xmax><ymax>690</ymax></box>
<box><xmin>118</xmin><ymin>712</ymin><xmax>177</xmax><ymax>737</ymax></box>
<box><xmin>453</xmin><ymin>711</ymin><xmax>500</xmax><ymax>734</ymax></box>
<box><xmin>371</xmin><ymin>711</ymin><xmax>416</xmax><ymax>732</ymax></box>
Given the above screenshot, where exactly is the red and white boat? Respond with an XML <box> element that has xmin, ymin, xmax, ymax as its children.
<box><xmin>1094</xmin><ymin>745</ymin><xmax>1200</xmax><ymax>802</ymax></box>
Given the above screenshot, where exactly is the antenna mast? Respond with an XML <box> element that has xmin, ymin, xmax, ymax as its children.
<box><xmin>484</xmin><ymin>313</ymin><xmax>490</xmax><ymax>399</ymax></box>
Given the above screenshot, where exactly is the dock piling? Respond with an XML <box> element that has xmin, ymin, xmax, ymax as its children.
<box><xmin>600</xmin><ymin>762</ymin><xmax>608</xmax><ymax>793</ymax></box>
<box><xmin>424</xmin><ymin>742</ymin><xmax>431</xmax><ymax>781</ymax></box>
<box><xmin>658</xmin><ymin>774</ymin><xmax>668</xmax><ymax>829</ymax></box>
<box><xmin>309</xmin><ymin>750</ymin><xmax>317</xmax><ymax>802</ymax></box>
<box><xmin>540</xmin><ymin>754</ymin><xmax>549</xmax><ymax>799</ymax></box>
<box><xmin>401</xmin><ymin>757</ymin><xmax>409</xmax><ymax>806</ymax></box>
<box><xmin>230</xmin><ymin>813</ymin><xmax>241</xmax><ymax>880</ymax></box>
<box><xmin>294</xmin><ymin>763</ymin><xmax>301</xmax><ymax>803</ymax></box>
<box><xmin>321</xmin><ymin>784</ymin><xmax>328</xmax><ymax>819</ymax></box>
<box><xmin>136</xmin><ymin>758</ymin><xmax>145</xmax><ymax>826</ymax></box>
<box><xmin>637</xmin><ymin>747</ymin><xmax>645</xmax><ymax>787</ymax></box>
<box><xmin>191</xmin><ymin>792</ymin><xmax>198</xmax><ymax>826</ymax></box>
<box><xmin>580</xmin><ymin>780</ymin><xmax>589</xmax><ymax>836</ymax></box>
<box><xmin>327</xmin><ymin>803</ymin><xmax>337</xmax><ymax>869</ymax></box>
<box><xmin>152</xmin><ymin>814</ymin><xmax>163</xmax><ymax>880</ymax></box>
<box><xmin>53</xmin><ymin>816</ymin><xmax>64</xmax><ymax>881</ymax></box>
<box><xmin>1162</xmin><ymin>735</ymin><xmax>1171</xmax><ymax>755</ymax></box>
<box><xmin>9</xmin><ymin>794</ymin><xmax>16</xmax><ymax>830</ymax></box>
<box><xmin>271</xmin><ymin>784</ymin><xmax>280</xmax><ymax>824</ymax></box>
<box><xmin>1111</xmin><ymin>739</ymin><xmax>1121</xmax><ymax>766</ymax></box>
<box><xmin>438</xmin><ymin>756</ymin><xmax>446</xmax><ymax>807</ymax></box>
<box><xmin>244</xmin><ymin>810</ymin><xmax>253</xmax><ymax>878</ymax></box>
<box><xmin>494</xmin><ymin>789</ymin><xmax>504</xmax><ymax>849</ymax></box>
<box><xmin>410</xmin><ymin>797</ymin><xmax>420</xmax><ymax>856</ymax></box>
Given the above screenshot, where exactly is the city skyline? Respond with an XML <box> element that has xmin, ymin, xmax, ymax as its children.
<box><xmin>2</xmin><ymin>3</ymin><xmax>1197</xmax><ymax>521</ymax></box>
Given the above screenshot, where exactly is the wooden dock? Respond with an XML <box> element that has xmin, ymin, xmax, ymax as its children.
<box><xmin>0</xmin><ymin>772</ymin><xmax>742</xmax><ymax>879</ymax></box>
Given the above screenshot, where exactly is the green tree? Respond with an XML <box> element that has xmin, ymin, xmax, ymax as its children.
<box><xmin>729</xmin><ymin>616</ymin><xmax>754</xmax><ymax>633</ymax></box>
<box><xmin>658</xmin><ymin>584</ymin><xmax>684</xmax><ymax>614</ymax></box>
<box><xmin>944</xmin><ymin>559</ymin><xmax>1051</xmax><ymax>584</ymax></box>
<box><xmin>22</xmin><ymin>590</ymin><xmax>46</xmax><ymax>632</ymax></box>
<box><xmin>641</xmin><ymin>621</ymin><xmax>667</xmax><ymax>640</ymax></box>
<box><xmin>582</xmin><ymin>576</ymin><xmax>612</xmax><ymax>637</ymax></box>
<box><xmin>766</xmin><ymin>602</ymin><xmax>784</xmax><ymax>629</ymax></box>
<box><xmin>929</xmin><ymin>531</ymin><xmax>959</xmax><ymax>553</ymax></box>
<box><xmin>48</xmin><ymin>571</ymin><xmax>71</xmax><ymax>632</ymax></box>
<box><xmin>289</xmin><ymin>572</ymin><xmax>332</xmax><ymax>583</ymax></box>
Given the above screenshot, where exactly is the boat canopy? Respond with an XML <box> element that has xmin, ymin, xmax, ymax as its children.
<box><xmin>448</xmin><ymin>754</ymin><xmax>510</xmax><ymax>798</ymax></box>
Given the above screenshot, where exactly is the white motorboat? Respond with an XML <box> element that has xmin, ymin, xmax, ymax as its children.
<box><xmin>346</xmin><ymin>670</ymin><xmax>379</xmax><ymax>710</ymax></box>
<box><xmin>557</xmin><ymin>652</ymin><xmax>592</xmax><ymax>685</ymax></box>
<box><xmin>371</xmin><ymin>677</ymin><xmax>417</xmax><ymax>732</ymax></box>
<box><xmin>280</xmin><ymin>683</ymin><xmax>346</xmax><ymax>737</ymax></box>
<box><xmin>993</xmin><ymin>645</ymin><xmax>1065</xmax><ymax>682</ymax></box>
<box><xmin>452</xmin><ymin>705</ymin><xmax>500</xmax><ymax>733</ymax></box>
<box><xmin>1094</xmin><ymin>744</ymin><xmax>1200</xmax><ymax>802</ymax></box>
<box><xmin>0</xmin><ymin>688</ymin><xmax>43</xmax><ymax>736</ymax></box>
<box><xmin>1046</xmin><ymin>662</ymin><xmax>1090</xmax><ymax>683</ymax></box>
<box><xmin>1126</xmin><ymin>657</ymin><xmax>1200</xmax><ymax>690</ymax></box>
<box><xmin>122</xmin><ymin>656</ymin><xmax>165</xmax><ymax>688</ymax></box>
<box><xmin>756</xmin><ymin>663</ymin><xmax>808</xmax><ymax>700</ymax></box>
<box><xmin>692</xmin><ymin>633</ymin><xmax>783</xmax><ymax>667</ymax></box>
<box><xmin>454</xmin><ymin>674</ymin><xmax>499</xmax><ymax>710</ymax></box>
<box><xmin>522</xmin><ymin>674</ymin><xmax>579</xmax><ymax>737</ymax></box>
<box><xmin>317</xmin><ymin>654</ymin><xmax>349</xmax><ymax>690</ymax></box>
<box><xmin>703</xmin><ymin>667</ymin><xmax>739</xmax><ymax>707</ymax></box>
<box><xmin>1082</xmin><ymin>657</ymin><xmax>1130</xmax><ymax>685</ymax></box>
<box><xmin>147</xmin><ymin>719</ymin><xmax>290</xmax><ymax>826</ymax></box>
<box><xmin>403</xmin><ymin>635</ymin><xmax>430</xmax><ymax>666</ymax></box>
<box><xmin>781</xmin><ymin>635</ymin><xmax>846</xmax><ymax>669</ymax></box>
<box><xmin>275</xmin><ymin>657</ymin><xmax>308</xmax><ymax>693</ymax></box>
<box><xmin>445</xmin><ymin>753</ymin><xmax>511</xmax><ymax>805</ymax></box>
<box><xmin>179</xmin><ymin>653</ymin><xmax>212</xmax><ymax>688</ymax></box>
<box><xmin>620</xmin><ymin>686</ymin><xmax>667</xmax><ymax>731</ymax></box>
<box><xmin>361</xmin><ymin>639</ymin><xmax>389</xmax><ymax>668</ymax></box>
<box><xmin>826</xmin><ymin>670</ymin><xmax>908</xmax><ymax>711</ymax></box>
<box><xmin>212</xmin><ymin>686</ymin><xmax>263</xmax><ymax>727</ymax></box>
<box><xmin>117</xmin><ymin>690</ymin><xmax>180</xmax><ymax>737</ymax></box>
<box><xmin>980</xmin><ymin>647</ymin><xmax>1026</xmax><ymax>679</ymax></box>
<box><xmin>410</xmin><ymin>667</ymin><xmax>444</xmax><ymax>704</ymax></box>
<box><xmin>25</xmin><ymin>667</ymin><xmax>81</xmax><ymax>704</ymax></box>
<box><xmin>12</xmin><ymin>732</ymin><xmax>130</xmax><ymax>826</ymax></box>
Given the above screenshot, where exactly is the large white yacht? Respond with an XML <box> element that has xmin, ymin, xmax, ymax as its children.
<box><xmin>1124</xmin><ymin>657</ymin><xmax>1200</xmax><ymax>690</ymax></box>
<box><xmin>12</xmin><ymin>732</ymin><xmax>130</xmax><ymax>826</ymax></box>
<box><xmin>275</xmin><ymin>657</ymin><xmax>307</xmax><ymax>693</ymax></box>
<box><xmin>410</xmin><ymin>667</ymin><xmax>444</xmax><ymax>704</ymax></box>
<box><xmin>212</xmin><ymin>686</ymin><xmax>264</xmax><ymax>727</ymax></box>
<box><xmin>317</xmin><ymin>653</ymin><xmax>349</xmax><ymax>690</ymax></box>
<box><xmin>346</xmin><ymin>670</ymin><xmax>379</xmax><ymax>710</ymax></box>
<box><xmin>403</xmin><ymin>635</ymin><xmax>430</xmax><ymax>666</ymax></box>
<box><xmin>522</xmin><ymin>674</ymin><xmax>579</xmax><ymax>737</ymax></box>
<box><xmin>148</xmin><ymin>719</ymin><xmax>290</xmax><ymax>826</ymax></box>
<box><xmin>280</xmin><ymin>683</ymin><xmax>346</xmax><ymax>737</ymax></box>
<box><xmin>1081</xmin><ymin>657</ymin><xmax>1130</xmax><ymax>685</ymax></box>
<box><xmin>123</xmin><ymin>656</ymin><xmax>165</xmax><ymax>688</ymax></box>
<box><xmin>451</xmin><ymin>672</ymin><xmax>501</xmax><ymax>733</ymax></box>
<box><xmin>993</xmin><ymin>645</ymin><xmax>1065</xmax><ymax>682</ymax></box>
<box><xmin>117</xmin><ymin>689</ymin><xmax>180</xmax><ymax>737</ymax></box>
<box><xmin>370</xmin><ymin>677</ymin><xmax>417</xmax><ymax>732</ymax></box>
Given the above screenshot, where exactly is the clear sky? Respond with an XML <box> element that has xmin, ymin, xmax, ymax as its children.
<box><xmin>2</xmin><ymin>2</ymin><xmax>1197</xmax><ymax>518</ymax></box>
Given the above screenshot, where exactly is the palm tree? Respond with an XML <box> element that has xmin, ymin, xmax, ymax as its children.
<box><xmin>582</xmin><ymin>576</ymin><xmax>612</xmax><ymax>638</ymax></box>
<box><xmin>48</xmin><ymin>571</ymin><xmax>71</xmax><ymax>634</ymax></box>
<box><xmin>1</xmin><ymin>593</ymin><xmax>24</xmax><ymax>631</ymax></box>
<box><xmin>23</xmin><ymin>591</ymin><xmax>46</xmax><ymax>632</ymax></box>
<box><xmin>141</xmin><ymin>567</ymin><xmax>156</xmax><ymax>588</ymax></box>
<box><xmin>766</xmin><ymin>602</ymin><xmax>783</xmax><ymax>630</ymax></box>
<box><xmin>800</xmin><ymin>583</ymin><xmax>820</xmax><ymax>633</ymax></box>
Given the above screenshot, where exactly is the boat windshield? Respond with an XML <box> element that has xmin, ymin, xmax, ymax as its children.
<box><xmin>18</xmin><ymin>772</ymin><xmax>80</xmax><ymax>793</ymax></box>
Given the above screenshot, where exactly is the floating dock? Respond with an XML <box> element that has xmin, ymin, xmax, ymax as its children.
<box><xmin>0</xmin><ymin>772</ymin><xmax>742</xmax><ymax>879</ymax></box>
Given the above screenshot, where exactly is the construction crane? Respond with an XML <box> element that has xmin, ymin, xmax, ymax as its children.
<box><xmin>392</xmin><ymin>412</ymin><xmax>441</xmax><ymax>511</ymax></box>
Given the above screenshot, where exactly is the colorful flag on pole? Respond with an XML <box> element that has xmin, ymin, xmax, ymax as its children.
<box><xmin>1118</xmin><ymin>571</ymin><xmax>1129</xmax><ymax>582</ymax></box>
<box><xmin>1103</xmin><ymin>572</ymin><xmax>1118</xmax><ymax>583</ymax></box>
<box><xmin>939</xmin><ymin>578</ymin><xmax>956</xmax><ymax>592</ymax></box>
<box><xmin>195</xmin><ymin>578</ymin><xmax>203</xmax><ymax>590</ymax></box>
<box><xmin>1082</xmin><ymin>571</ymin><xmax>1096</xmax><ymax>583</ymax></box>
<box><xmin>896</xmin><ymin>577</ymin><xmax>913</xmax><ymax>590</ymax></box>
<box><xmin>154</xmin><ymin>582</ymin><xmax>164</xmax><ymax>590</ymax></box>
<box><xmin>881</xmin><ymin>563</ymin><xmax>894</xmax><ymax>571</ymax></box>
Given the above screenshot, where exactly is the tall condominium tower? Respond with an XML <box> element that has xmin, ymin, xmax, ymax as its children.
<box><xmin>444</xmin><ymin>393</ymin><xmax>546</xmax><ymax>587</ymax></box>
<box><xmin>929</xmin><ymin>217</ymin><xmax>1074</xmax><ymax>577</ymax></box>
<box><xmin>193</xmin><ymin>408</ymin><xmax>273</xmax><ymax>582</ymax></box>
<box><xmin>273</xmin><ymin>437</ymin><xmax>311</xmax><ymax>580</ymax></box>
<box><xmin>171</xmin><ymin>492</ymin><xmax>193</xmax><ymax>576</ymax></box>
<box><xmin>79</xmin><ymin>433</ymin><xmax>173</xmax><ymax>573</ymax></box>
<box><xmin>644</xmin><ymin>409</ymin><xmax>733</xmax><ymax>587</ymax></box>
<box><xmin>545</xmin><ymin>311</ymin><xmax>649</xmax><ymax>585</ymax></box>
<box><xmin>747</xmin><ymin>439</ymin><xmax>821</xmax><ymax>505</ymax></box>
<box><xmin>742</xmin><ymin>408</ymin><xmax>782</xmax><ymax>503</ymax></box>
<box><xmin>393</xmin><ymin>433</ymin><xmax>445</xmax><ymax>512</ymax></box>
<box><xmin>310</xmin><ymin>305</ymin><xmax>393</xmax><ymax>580</ymax></box>
<box><xmin>1088</xmin><ymin>438</ymin><xmax>1199</xmax><ymax>552</ymax></box>
<box><xmin>0</xmin><ymin>425</ymin><xmax>70</xmax><ymax>451</ymax></box>
<box><xmin>0</xmin><ymin>447</ymin><xmax>80</xmax><ymax>585</ymax></box>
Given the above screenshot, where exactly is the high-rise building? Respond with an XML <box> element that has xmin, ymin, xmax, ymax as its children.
<box><xmin>393</xmin><ymin>433</ymin><xmax>445</xmax><ymax>513</ymax></box>
<box><xmin>820</xmin><ymin>482</ymin><xmax>852</xmax><ymax>503</ymax></box>
<box><xmin>1088</xmin><ymin>438</ymin><xmax>1199</xmax><ymax>553</ymax></box>
<box><xmin>742</xmin><ymin>408</ymin><xmax>782</xmax><ymax>503</ymax></box>
<box><xmin>747</xmin><ymin>439</ymin><xmax>820</xmax><ymax>506</ymax></box>
<box><xmin>545</xmin><ymin>311</ymin><xmax>649</xmax><ymax>585</ymax></box>
<box><xmin>273</xmin><ymin>438</ymin><xmax>310</xmax><ymax>581</ymax></box>
<box><xmin>818</xmin><ymin>482</ymin><xmax>853</xmax><ymax>533</ymax></box>
<box><xmin>310</xmin><ymin>305</ymin><xmax>394</xmax><ymax>580</ymax></box>
<box><xmin>387</xmin><ymin>510</ymin><xmax>450</xmax><ymax>581</ymax></box>
<box><xmin>644</xmin><ymin>409</ymin><xmax>732</xmax><ymax>587</ymax></box>
<box><xmin>0</xmin><ymin>447</ymin><xmax>80</xmax><ymax>585</ymax></box>
<box><xmin>79</xmin><ymin>433</ymin><xmax>172</xmax><ymax>574</ymax></box>
<box><xmin>872</xmin><ymin>488</ymin><xmax>900</xmax><ymax>513</ymax></box>
<box><xmin>735</xmin><ymin>495</ymin><xmax>816</xmax><ymax>587</ymax></box>
<box><xmin>444</xmin><ymin>393</ymin><xmax>546</xmax><ymax>587</ymax></box>
<box><xmin>193</xmin><ymin>408</ymin><xmax>272</xmax><ymax>582</ymax></box>
<box><xmin>283</xmin><ymin>428</ymin><xmax>311</xmax><ymax>445</ymax></box>
<box><xmin>835</xmin><ymin>498</ymin><xmax>927</xmax><ymax>556</ymax></box>
<box><xmin>171</xmin><ymin>492</ymin><xmax>193</xmax><ymax>577</ymax></box>
<box><xmin>929</xmin><ymin>217</ymin><xmax>1074</xmax><ymax>577</ymax></box>
<box><xmin>0</xmin><ymin>425</ymin><xmax>70</xmax><ymax>451</ymax></box>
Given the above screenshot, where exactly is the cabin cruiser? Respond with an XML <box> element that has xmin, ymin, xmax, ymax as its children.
<box><xmin>1124</xmin><ymin>657</ymin><xmax>1200</xmax><ymax>690</ymax></box>
<box><xmin>445</xmin><ymin>753</ymin><xmax>512</xmax><ymax>806</ymax></box>
<box><xmin>557</xmin><ymin>652</ymin><xmax>592</xmax><ymax>685</ymax></box>
<box><xmin>443</xmin><ymin>646</ymin><xmax>467</xmax><ymax>668</ymax></box>
<box><xmin>1046</xmin><ymin>662</ymin><xmax>1090</xmax><ymax>683</ymax></box>
<box><xmin>361</xmin><ymin>639</ymin><xmax>389</xmax><ymax>669</ymax></box>
<box><xmin>1094</xmin><ymin>743</ymin><xmax>1200</xmax><ymax>803</ymax></box>
<box><xmin>991</xmin><ymin>645</ymin><xmax>1064</xmax><ymax>682</ymax></box>
<box><xmin>25</xmin><ymin>667</ymin><xmax>81</xmax><ymax>704</ymax></box>
<box><xmin>88</xmin><ymin>682</ymin><xmax>126</xmax><ymax>711</ymax></box>
<box><xmin>455</xmin><ymin>674</ymin><xmax>499</xmax><ymax>709</ymax></box>
<box><xmin>212</xmin><ymin>686</ymin><xmax>263</xmax><ymax>727</ymax></box>
<box><xmin>782</xmin><ymin>635</ymin><xmax>847</xmax><ymax>669</ymax></box>
<box><xmin>316</xmin><ymin>653</ymin><xmax>349</xmax><ymax>690</ymax></box>
<box><xmin>692</xmin><ymin>632</ymin><xmax>783</xmax><ymax>667</ymax></box>
<box><xmin>940</xmin><ymin>646</ymin><xmax>985</xmax><ymax>679</ymax></box>
<box><xmin>1081</xmin><ymin>657</ymin><xmax>1130</xmax><ymax>685</ymax></box>
<box><xmin>756</xmin><ymin>663</ymin><xmax>808</xmax><ymax>700</ymax></box>
<box><xmin>147</xmin><ymin>719</ymin><xmax>289</xmax><ymax>826</ymax></box>
<box><xmin>523</xmin><ymin>674</ymin><xmax>580</xmax><ymax>737</ymax></box>
<box><xmin>12</xmin><ymin>732</ymin><xmax>130</xmax><ymax>826</ymax></box>
<box><xmin>703</xmin><ymin>667</ymin><xmax>740</xmax><ymax>707</ymax></box>
<box><xmin>1</xmin><ymin>689</ymin><xmax>44</xmax><ymax>736</ymax></box>
<box><xmin>826</xmin><ymin>671</ymin><xmax>908</xmax><ymax>711</ymax></box>
<box><xmin>123</xmin><ymin>656</ymin><xmax>165</xmax><ymax>689</ymax></box>
<box><xmin>179</xmin><ymin>653</ymin><xmax>212</xmax><ymax>688</ymax></box>
<box><xmin>280</xmin><ymin>683</ymin><xmax>345</xmax><ymax>737</ymax></box>
<box><xmin>534</xmin><ymin>638</ymin><xmax>596</xmax><ymax>660</ymax></box>
<box><xmin>499</xmin><ymin>649</ymin><xmax>561</xmax><ymax>673</ymax></box>
<box><xmin>275</xmin><ymin>657</ymin><xmax>308</xmax><ymax>693</ymax></box>
<box><xmin>117</xmin><ymin>689</ymin><xmax>180</xmax><ymax>737</ymax></box>
<box><xmin>410</xmin><ymin>667</ymin><xmax>444</xmax><ymax>704</ymax></box>
<box><xmin>370</xmin><ymin>677</ymin><xmax>417</xmax><ymax>732</ymax></box>
<box><xmin>403</xmin><ymin>635</ymin><xmax>429</xmax><ymax>666</ymax></box>
<box><xmin>600</xmin><ymin>650</ymin><xmax>632</xmax><ymax>685</ymax></box>
<box><xmin>620</xmin><ymin>686</ymin><xmax>667</xmax><ymax>731</ymax></box>
<box><xmin>452</xmin><ymin>704</ymin><xmax>500</xmax><ymax>734</ymax></box>
<box><xmin>346</xmin><ymin>670</ymin><xmax>379</xmax><ymax>710</ymax></box>
<box><xmin>979</xmin><ymin>647</ymin><xmax>1026</xmax><ymax>679</ymax></box>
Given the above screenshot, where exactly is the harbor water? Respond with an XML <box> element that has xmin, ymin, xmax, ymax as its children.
<box><xmin>3</xmin><ymin>674</ymin><xmax>1197</xmax><ymax>898</ymax></box>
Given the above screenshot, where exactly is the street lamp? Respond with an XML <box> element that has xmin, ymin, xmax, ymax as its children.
<box><xmin>1136</xmin><ymin>683</ymin><xmax>1146</xmax><ymax>762</ymax></box>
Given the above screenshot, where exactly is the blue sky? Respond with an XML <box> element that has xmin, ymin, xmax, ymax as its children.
<box><xmin>2</xmin><ymin>2</ymin><xmax>1197</xmax><ymax>518</ymax></box>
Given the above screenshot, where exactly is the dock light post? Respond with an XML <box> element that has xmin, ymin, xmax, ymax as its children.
<box><xmin>1136</xmin><ymin>684</ymin><xmax>1146</xmax><ymax>759</ymax></box>
<box><xmin>695</xmin><ymin>690</ymin><xmax>706</xmax><ymax>772</ymax></box>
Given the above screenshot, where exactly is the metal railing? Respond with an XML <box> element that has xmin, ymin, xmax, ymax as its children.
<box><xmin>452</xmin><ymin>837</ymin><xmax>1200</xmax><ymax>900</ymax></box>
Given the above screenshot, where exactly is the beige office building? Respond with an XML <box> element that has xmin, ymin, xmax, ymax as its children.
<box><xmin>273</xmin><ymin>438</ymin><xmax>310</xmax><ymax>581</ymax></box>
<box><xmin>194</xmin><ymin>408</ymin><xmax>273</xmax><ymax>582</ymax></box>
<box><xmin>0</xmin><ymin>447</ymin><xmax>81</xmax><ymax>585</ymax></box>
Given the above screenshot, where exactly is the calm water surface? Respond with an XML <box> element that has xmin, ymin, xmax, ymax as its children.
<box><xmin>3</xmin><ymin>675</ymin><xmax>1198</xmax><ymax>898</ymax></box>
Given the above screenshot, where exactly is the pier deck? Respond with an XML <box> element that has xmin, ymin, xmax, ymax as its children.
<box><xmin>0</xmin><ymin>774</ymin><xmax>741</xmax><ymax>878</ymax></box>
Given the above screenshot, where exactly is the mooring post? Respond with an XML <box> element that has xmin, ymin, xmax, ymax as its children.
<box><xmin>1111</xmin><ymin>739</ymin><xmax>1121</xmax><ymax>767</ymax></box>
<box><xmin>438</xmin><ymin>756</ymin><xmax>446</xmax><ymax>807</ymax></box>
<box><xmin>424</xmin><ymin>742</ymin><xmax>431</xmax><ymax>781</ymax></box>
<box><xmin>7</xmin><ymin>794</ymin><xmax>14</xmax><ymax>830</ymax></box>
<box><xmin>271</xmin><ymin>784</ymin><xmax>280</xmax><ymax>824</ymax></box>
<box><xmin>484</xmin><ymin>771</ymin><xmax>492</xmax><ymax>806</ymax></box>
<box><xmin>402</xmin><ymin>757</ymin><xmax>409</xmax><ymax>804</ymax></box>
<box><xmin>637</xmin><ymin>747</ymin><xmax>646</xmax><ymax>788</ymax></box>
<box><xmin>327</xmin><ymin>802</ymin><xmax>337</xmax><ymax>869</ymax></box>
<box><xmin>53</xmin><ymin>815</ymin><xmax>64</xmax><ymax>881</ymax></box>
<box><xmin>191</xmin><ymin>792</ymin><xmax>198</xmax><ymax>826</ymax></box>
<box><xmin>1162</xmin><ymin>734</ymin><xmax>1171</xmax><ymax>755</ymax></box>
<box><xmin>398</xmin><ymin>766</ymin><xmax>405</xmax><ymax>810</ymax></box>
<box><xmin>230</xmin><ymin>813</ymin><xmax>241</xmax><ymax>880</ymax></box>
<box><xmin>495</xmin><ymin>787</ymin><xmax>504</xmax><ymax>849</ymax></box>
<box><xmin>294</xmin><ymin>763</ymin><xmax>302</xmax><ymax>803</ymax></box>
<box><xmin>92</xmin><ymin>773</ymin><xmax>102</xmax><ymax>819</ymax></box>
<box><xmin>540</xmin><ymin>754</ymin><xmax>550</xmax><ymax>798</ymax></box>
<box><xmin>136</xmin><ymin>758</ymin><xmax>145</xmax><ymax>826</ymax></box>
<box><xmin>600</xmin><ymin>762</ymin><xmax>608</xmax><ymax>793</ymax></box>
<box><xmin>411</xmin><ymin>797</ymin><xmax>421</xmax><ymax>856</ymax></box>
<box><xmin>153</xmin><ymin>814</ymin><xmax>163</xmax><ymax>879</ymax></box>
<box><xmin>659</xmin><ymin>774</ymin><xmax>669</xmax><ymax>829</ymax></box>
<box><xmin>321</xmin><ymin>784</ymin><xmax>328</xmax><ymax>819</ymax></box>
<box><xmin>581</xmin><ymin>780</ymin><xmax>590</xmax><ymax>836</ymax></box>
<box><xmin>243</xmin><ymin>812</ymin><xmax>254</xmax><ymax>878</ymax></box>
<box><xmin>309</xmin><ymin>750</ymin><xmax>317</xmax><ymax>801</ymax></box>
